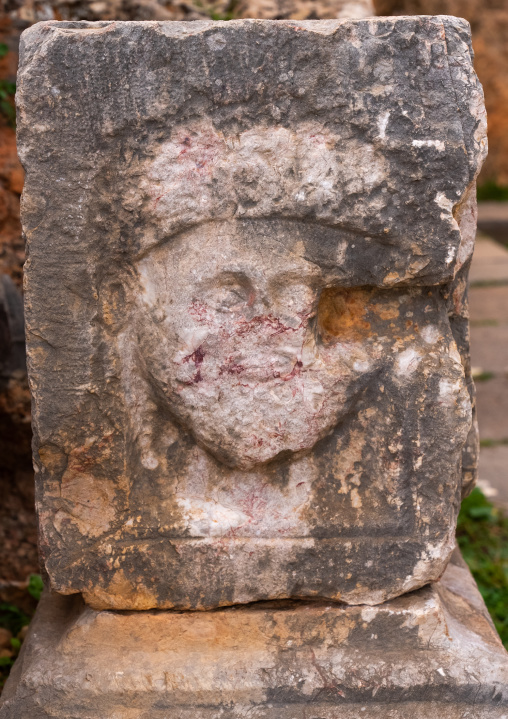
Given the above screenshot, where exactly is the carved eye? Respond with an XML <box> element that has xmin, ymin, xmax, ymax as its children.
<box><xmin>273</xmin><ymin>282</ymin><xmax>316</xmax><ymax>314</ymax></box>
<box><xmin>216</xmin><ymin>286</ymin><xmax>249</xmax><ymax>312</ymax></box>
<box><xmin>202</xmin><ymin>272</ymin><xmax>254</xmax><ymax>313</ymax></box>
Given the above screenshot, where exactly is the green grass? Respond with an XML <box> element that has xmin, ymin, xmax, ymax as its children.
<box><xmin>0</xmin><ymin>574</ymin><xmax>42</xmax><ymax>691</ymax></box>
<box><xmin>0</xmin><ymin>43</ymin><xmax>15</xmax><ymax>127</ymax></box>
<box><xmin>0</xmin><ymin>603</ymin><xmax>28</xmax><ymax>689</ymax></box>
<box><xmin>480</xmin><ymin>438</ymin><xmax>508</xmax><ymax>448</ymax></box>
<box><xmin>477</xmin><ymin>181</ymin><xmax>508</xmax><ymax>202</ymax></box>
<box><xmin>457</xmin><ymin>488</ymin><xmax>508</xmax><ymax>647</ymax></box>
<box><xmin>473</xmin><ymin>370</ymin><xmax>495</xmax><ymax>382</ymax></box>
<box><xmin>0</xmin><ymin>81</ymin><xmax>15</xmax><ymax>127</ymax></box>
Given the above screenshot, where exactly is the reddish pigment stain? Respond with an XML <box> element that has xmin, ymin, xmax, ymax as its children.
<box><xmin>183</xmin><ymin>345</ymin><xmax>205</xmax><ymax>366</ymax></box>
<box><xmin>219</xmin><ymin>358</ymin><xmax>245</xmax><ymax>376</ymax></box>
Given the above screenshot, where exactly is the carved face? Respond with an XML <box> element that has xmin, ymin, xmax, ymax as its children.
<box><xmin>129</xmin><ymin>219</ymin><xmax>466</xmax><ymax>471</ymax></box>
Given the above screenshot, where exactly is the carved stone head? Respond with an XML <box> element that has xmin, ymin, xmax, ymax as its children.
<box><xmin>19</xmin><ymin>17</ymin><xmax>486</xmax><ymax>610</ymax></box>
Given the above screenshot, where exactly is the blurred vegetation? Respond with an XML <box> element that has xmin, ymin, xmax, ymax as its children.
<box><xmin>0</xmin><ymin>574</ymin><xmax>42</xmax><ymax>691</ymax></box>
<box><xmin>194</xmin><ymin>0</ymin><xmax>238</xmax><ymax>19</ymax></box>
<box><xmin>477</xmin><ymin>181</ymin><xmax>508</xmax><ymax>202</ymax></box>
<box><xmin>473</xmin><ymin>370</ymin><xmax>495</xmax><ymax>382</ymax></box>
<box><xmin>0</xmin><ymin>43</ymin><xmax>16</xmax><ymax>128</ymax></box>
<box><xmin>480</xmin><ymin>438</ymin><xmax>508</xmax><ymax>448</ymax></box>
<box><xmin>457</xmin><ymin>488</ymin><xmax>508</xmax><ymax>647</ymax></box>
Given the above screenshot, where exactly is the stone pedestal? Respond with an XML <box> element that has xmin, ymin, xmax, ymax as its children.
<box><xmin>2</xmin><ymin>552</ymin><xmax>508</xmax><ymax>718</ymax></box>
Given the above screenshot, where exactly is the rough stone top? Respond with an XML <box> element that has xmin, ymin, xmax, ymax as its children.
<box><xmin>18</xmin><ymin>15</ymin><xmax>486</xmax><ymax>287</ymax></box>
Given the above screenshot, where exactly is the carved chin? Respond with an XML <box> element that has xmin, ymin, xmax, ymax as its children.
<box><xmin>192</xmin><ymin>430</ymin><xmax>328</xmax><ymax>471</ymax></box>
<box><xmin>188</xmin><ymin>415</ymin><xmax>339</xmax><ymax>470</ymax></box>
<box><xmin>171</xmin><ymin>376</ymin><xmax>352</xmax><ymax>470</ymax></box>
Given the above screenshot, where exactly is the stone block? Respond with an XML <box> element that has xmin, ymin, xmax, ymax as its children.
<box><xmin>1</xmin><ymin>551</ymin><xmax>508</xmax><ymax>718</ymax></box>
<box><xmin>16</xmin><ymin>16</ymin><xmax>486</xmax><ymax>609</ymax></box>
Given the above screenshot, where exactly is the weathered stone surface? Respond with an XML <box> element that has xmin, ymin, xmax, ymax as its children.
<box><xmin>374</xmin><ymin>0</ymin><xmax>508</xmax><ymax>186</ymax></box>
<box><xmin>2</xmin><ymin>551</ymin><xmax>508</xmax><ymax>718</ymax></box>
<box><xmin>17</xmin><ymin>16</ymin><xmax>486</xmax><ymax>610</ymax></box>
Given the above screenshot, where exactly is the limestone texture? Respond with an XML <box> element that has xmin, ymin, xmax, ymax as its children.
<box><xmin>1</xmin><ymin>551</ymin><xmax>508</xmax><ymax>718</ymax></box>
<box><xmin>374</xmin><ymin>0</ymin><xmax>508</xmax><ymax>186</ymax></box>
<box><xmin>17</xmin><ymin>16</ymin><xmax>486</xmax><ymax>610</ymax></box>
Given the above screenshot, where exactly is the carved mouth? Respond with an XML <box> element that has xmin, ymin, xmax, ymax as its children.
<box><xmin>217</xmin><ymin>357</ymin><xmax>305</xmax><ymax>384</ymax></box>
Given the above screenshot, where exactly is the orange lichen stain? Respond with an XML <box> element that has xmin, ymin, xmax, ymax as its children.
<box><xmin>83</xmin><ymin>569</ymin><xmax>159</xmax><ymax>611</ymax></box>
<box><xmin>38</xmin><ymin>444</ymin><xmax>66</xmax><ymax>473</ymax></box>
<box><xmin>55</xmin><ymin>433</ymin><xmax>125</xmax><ymax>538</ymax></box>
<box><xmin>317</xmin><ymin>288</ymin><xmax>371</xmax><ymax>341</ymax></box>
<box><xmin>27</xmin><ymin>344</ymin><xmax>50</xmax><ymax>366</ymax></box>
<box><xmin>372</xmin><ymin>300</ymin><xmax>400</xmax><ymax>322</ymax></box>
<box><xmin>59</xmin><ymin>468</ymin><xmax>117</xmax><ymax>537</ymax></box>
<box><xmin>171</xmin><ymin>613</ymin><xmax>274</xmax><ymax>650</ymax></box>
<box><xmin>350</xmin><ymin>487</ymin><xmax>362</xmax><ymax>509</ymax></box>
<box><xmin>100</xmin><ymin>281</ymin><xmax>128</xmax><ymax>330</ymax></box>
<box><xmin>382</xmin><ymin>271</ymin><xmax>401</xmax><ymax>286</ymax></box>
